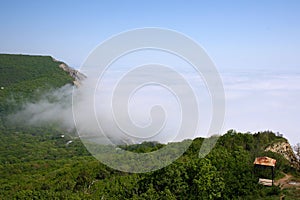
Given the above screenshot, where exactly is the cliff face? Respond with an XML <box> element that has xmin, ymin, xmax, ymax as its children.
<box><xmin>265</xmin><ymin>141</ymin><xmax>300</xmax><ymax>170</ymax></box>
<box><xmin>58</xmin><ymin>63</ymin><xmax>86</xmax><ymax>86</ymax></box>
<box><xmin>51</xmin><ymin>57</ymin><xmax>86</xmax><ymax>86</ymax></box>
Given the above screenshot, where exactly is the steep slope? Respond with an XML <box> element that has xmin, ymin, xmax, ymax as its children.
<box><xmin>57</xmin><ymin>62</ymin><xmax>86</xmax><ymax>86</ymax></box>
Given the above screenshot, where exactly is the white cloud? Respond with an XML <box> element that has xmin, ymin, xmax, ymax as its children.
<box><xmin>222</xmin><ymin>70</ymin><xmax>300</xmax><ymax>145</ymax></box>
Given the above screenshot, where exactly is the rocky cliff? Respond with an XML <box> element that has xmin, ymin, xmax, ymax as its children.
<box><xmin>58</xmin><ymin>63</ymin><xmax>86</xmax><ymax>86</ymax></box>
<box><xmin>52</xmin><ymin>57</ymin><xmax>86</xmax><ymax>86</ymax></box>
<box><xmin>265</xmin><ymin>141</ymin><xmax>300</xmax><ymax>170</ymax></box>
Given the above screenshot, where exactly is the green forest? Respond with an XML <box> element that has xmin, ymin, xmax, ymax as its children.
<box><xmin>0</xmin><ymin>54</ymin><xmax>299</xmax><ymax>199</ymax></box>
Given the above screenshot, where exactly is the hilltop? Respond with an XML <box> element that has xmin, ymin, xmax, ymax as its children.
<box><xmin>0</xmin><ymin>54</ymin><xmax>299</xmax><ymax>199</ymax></box>
<box><xmin>0</xmin><ymin>54</ymin><xmax>74</xmax><ymax>95</ymax></box>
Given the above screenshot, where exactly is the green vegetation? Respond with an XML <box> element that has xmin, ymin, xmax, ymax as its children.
<box><xmin>0</xmin><ymin>54</ymin><xmax>73</xmax><ymax>117</ymax></box>
<box><xmin>0</xmin><ymin>54</ymin><xmax>299</xmax><ymax>199</ymax></box>
<box><xmin>2</xmin><ymin>129</ymin><xmax>298</xmax><ymax>199</ymax></box>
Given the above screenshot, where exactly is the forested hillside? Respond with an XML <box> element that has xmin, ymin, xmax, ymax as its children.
<box><xmin>0</xmin><ymin>54</ymin><xmax>299</xmax><ymax>199</ymax></box>
<box><xmin>0</xmin><ymin>54</ymin><xmax>74</xmax><ymax>117</ymax></box>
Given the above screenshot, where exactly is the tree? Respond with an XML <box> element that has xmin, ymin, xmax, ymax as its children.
<box><xmin>187</xmin><ymin>158</ymin><xmax>225</xmax><ymax>200</ymax></box>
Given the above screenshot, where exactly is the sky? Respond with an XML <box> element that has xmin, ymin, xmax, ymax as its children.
<box><xmin>1</xmin><ymin>1</ymin><xmax>300</xmax><ymax>144</ymax></box>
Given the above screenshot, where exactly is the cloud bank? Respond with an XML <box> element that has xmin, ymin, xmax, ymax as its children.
<box><xmin>8</xmin><ymin>67</ymin><xmax>300</xmax><ymax>145</ymax></box>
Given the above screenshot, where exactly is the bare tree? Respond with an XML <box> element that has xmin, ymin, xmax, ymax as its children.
<box><xmin>294</xmin><ymin>143</ymin><xmax>300</xmax><ymax>161</ymax></box>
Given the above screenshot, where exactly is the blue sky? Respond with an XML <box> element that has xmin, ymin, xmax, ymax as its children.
<box><xmin>1</xmin><ymin>1</ymin><xmax>300</xmax><ymax>144</ymax></box>
<box><xmin>1</xmin><ymin>0</ymin><xmax>300</xmax><ymax>69</ymax></box>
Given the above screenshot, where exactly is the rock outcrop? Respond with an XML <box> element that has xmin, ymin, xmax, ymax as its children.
<box><xmin>265</xmin><ymin>141</ymin><xmax>300</xmax><ymax>170</ymax></box>
<box><xmin>58</xmin><ymin>63</ymin><xmax>86</xmax><ymax>87</ymax></box>
<box><xmin>52</xmin><ymin>57</ymin><xmax>86</xmax><ymax>86</ymax></box>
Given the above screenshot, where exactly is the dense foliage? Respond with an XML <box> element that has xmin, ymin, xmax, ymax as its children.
<box><xmin>0</xmin><ymin>54</ymin><xmax>299</xmax><ymax>199</ymax></box>
<box><xmin>1</xmin><ymin>129</ymin><xmax>294</xmax><ymax>199</ymax></box>
<box><xmin>0</xmin><ymin>54</ymin><xmax>73</xmax><ymax>117</ymax></box>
